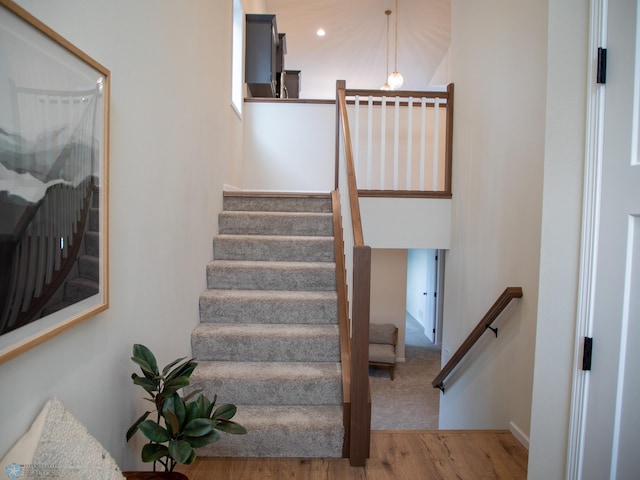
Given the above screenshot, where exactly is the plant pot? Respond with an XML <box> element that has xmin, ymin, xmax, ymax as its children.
<box><xmin>122</xmin><ymin>472</ymin><xmax>188</xmax><ymax>480</ymax></box>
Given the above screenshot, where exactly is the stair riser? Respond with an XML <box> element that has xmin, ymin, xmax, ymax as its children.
<box><xmin>213</xmin><ymin>236</ymin><xmax>334</xmax><ymax>262</ymax></box>
<box><xmin>223</xmin><ymin>196</ymin><xmax>332</xmax><ymax>213</ymax></box>
<box><xmin>199</xmin><ymin>292</ymin><xmax>338</xmax><ymax>324</ymax></box>
<box><xmin>207</xmin><ymin>263</ymin><xmax>336</xmax><ymax>291</ymax></box>
<box><xmin>196</xmin><ymin>406</ymin><xmax>343</xmax><ymax>458</ymax></box>
<box><xmin>190</xmin><ymin>371</ymin><xmax>342</xmax><ymax>406</ymax></box>
<box><xmin>192</xmin><ymin>336</ymin><xmax>340</xmax><ymax>362</ymax></box>
<box><xmin>219</xmin><ymin>212</ymin><xmax>333</xmax><ymax>237</ymax></box>
<box><xmin>198</xmin><ymin>428</ymin><xmax>344</xmax><ymax>458</ymax></box>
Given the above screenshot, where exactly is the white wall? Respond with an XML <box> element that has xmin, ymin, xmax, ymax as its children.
<box><xmin>370</xmin><ymin>249</ymin><xmax>408</xmax><ymax>360</ymax></box>
<box><xmin>439</xmin><ymin>0</ymin><xmax>547</xmax><ymax>445</ymax></box>
<box><xmin>0</xmin><ymin>0</ymin><xmax>242</xmax><ymax>469</ymax></box>
<box><xmin>242</xmin><ymin>101</ymin><xmax>335</xmax><ymax>191</ymax></box>
<box><xmin>361</xmin><ymin>197</ymin><xmax>451</xmax><ymax>249</ymax></box>
<box><xmin>528</xmin><ymin>0</ymin><xmax>588</xmax><ymax>476</ymax></box>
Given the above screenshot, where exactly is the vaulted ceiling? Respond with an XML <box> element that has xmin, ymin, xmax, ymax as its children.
<box><xmin>261</xmin><ymin>0</ymin><xmax>451</xmax><ymax>98</ymax></box>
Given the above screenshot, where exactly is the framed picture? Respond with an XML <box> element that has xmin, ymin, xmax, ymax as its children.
<box><xmin>0</xmin><ymin>0</ymin><xmax>110</xmax><ymax>364</ymax></box>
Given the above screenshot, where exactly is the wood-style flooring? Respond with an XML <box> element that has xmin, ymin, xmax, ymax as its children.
<box><xmin>177</xmin><ymin>430</ymin><xmax>528</xmax><ymax>479</ymax></box>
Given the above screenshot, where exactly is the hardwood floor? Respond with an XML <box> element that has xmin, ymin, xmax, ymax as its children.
<box><xmin>177</xmin><ymin>430</ymin><xmax>528</xmax><ymax>479</ymax></box>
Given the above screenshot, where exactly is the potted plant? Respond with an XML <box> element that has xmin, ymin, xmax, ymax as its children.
<box><xmin>125</xmin><ymin>344</ymin><xmax>246</xmax><ymax>476</ymax></box>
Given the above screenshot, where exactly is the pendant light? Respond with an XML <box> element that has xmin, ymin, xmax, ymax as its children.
<box><xmin>381</xmin><ymin>10</ymin><xmax>392</xmax><ymax>90</ymax></box>
<box><xmin>387</xmin><ymin>0</ymin><xmax>404</xmax><ymax>90</ymax></box>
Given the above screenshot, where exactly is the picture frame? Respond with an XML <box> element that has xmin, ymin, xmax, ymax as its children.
<box><xmin>0</xmin><ymin>0</ymin><xmax>110</xmax><ymax>364</ymax></box>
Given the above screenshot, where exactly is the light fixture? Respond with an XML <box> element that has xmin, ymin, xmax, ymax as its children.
<box><xmin>316</xmin><ymin>28</ymin><xmax>326</xmax><ymax>37</ymax></box>
<box><xmin>380</xmin><ymin>10</ymin><xmax>392</xmax><ymax>90</ymax></box>
<box><xmin>387</xmin><ymin>0</ymin><xmax>404</xmax><ymax>90</ymax></box>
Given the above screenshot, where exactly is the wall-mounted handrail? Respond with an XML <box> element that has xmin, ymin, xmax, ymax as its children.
<box><xmin>432</xmin><ymin>287</ymin><xmax>523</xmax><ymax>392</ymax></box>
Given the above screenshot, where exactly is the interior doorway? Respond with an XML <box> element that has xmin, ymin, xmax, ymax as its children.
<box><xmin>368</xmin><ymin>248</ymin><xmax>444</xmax><ymax>429</ymax></box>
<box><xmin>406</xmin><ymin>249</ymin><xmax>445</xmax><ymax>345</ymax></box>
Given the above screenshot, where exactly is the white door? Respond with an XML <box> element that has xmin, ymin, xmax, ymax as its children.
<box><xmin>424</xmin><ymin>249</ymin><xmax>437</xmax><ymax>343</ymax></box>
<box><xmin>581</xmin><ymin>0</ymin><xmax>640</xmax><ymax>477</ymax></box>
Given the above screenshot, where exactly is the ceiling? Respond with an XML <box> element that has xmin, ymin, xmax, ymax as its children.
<box><xmin>259</xmin><ymin>0</ymin><xmax>451</xmax><ymax>98</ymax></box>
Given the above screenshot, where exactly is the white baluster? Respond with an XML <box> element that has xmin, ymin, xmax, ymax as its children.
<box><xmin>367</xmin><ymin>96</ymin><xmax>374</xmax><ymax>189</ymax></box>
<box><xmin>406</xmin><ymin>97</ymin><xmax>413</xmax><ymax>190</ymax></box>
<box><xmin>433</xmin><ymin>97</ymin><xmax>441</xmax><ymax>191</ymax></box>
<box><xmin>420</xmin><ymin>97</ymin><xmax>427</xmax><ymax>191</ymax></box>
<box><xmin>393</xmin><ymin>96</ymin><xmax>400</xmax><ymax>190</ymax></box>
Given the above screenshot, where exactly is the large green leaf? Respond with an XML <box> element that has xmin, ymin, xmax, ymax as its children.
<box><xmin>161</xmin><ymin>376</ymin><xmax>190</xmax><ymax>397</ymax></box>
<box><xmin>195</xmin><ymin>394</ymin><xmax>212</xmax><ymax>418</ymax></box>
<box><xmin>163</xmin><ymin>394</ymin><xmax>186</xmax><ymax>429</ymax></box>
<box><xmin>138</xmin><ymin>420</ymin><xmax>171</xmax><ymax>443</ymax></box>
<box><xmin>182</xmin><ymin>388</ymin><xmax>203</xmax><ymax>403</ymax></box>
<box><xmin>168</xmin><ymin>440</ymin><xmax>195</xmax><ymax>464</ymax></box>
<box><xmin>215</xmin><ymin>419</ymin><xmax>247</xmax><ymax>435</ymax></box>
<box><xmin>183</xmin><ymin>418</ymin><xmax>213</xmax><ymax>437</ymax></box>
<box><xmin>126</xmin><ymin>411</ymin><xmax>151</xmax><ymax>441</ymax></box>
<box><xmin>141</xmin><ymin>443</ymin><xmax>169</xmax><ymax>463</ymax></box>
<box><xmin>164</xmin><ymin>407</ymin><xmax>180</xmax><ymax>437</ymax></box>
<box><xmin>205</xmin><ymin>394</ymin><xmax>217</xmax><ymax>417</ymax></box>
<box><xmin>132</xmin><ymin>373</ymin><xmax>159</xmax><ymax>394</ymax></box>
<box><xmin>165</xmin><ymin>360</ymin><xmax>197</xmax><ymax>383</ymax></box>
<box><xmin>161</xmin><ymin>356</ymin><xmax>187</xmax><ymax>376</ymax></box>
<box><xmin>212</xmin><ymin>403</ymin><xmax>237</xmax><ymax>420</ymax></box>
<box><xmin>132</xmin><ymin>344</ymin><xmax>159</xmax><ymax>378</ymax></box>
<box><xmin>184</xmin><ymin>400</ymin><xmax>203</xmax><ymax>425</ymax></box>
<box><xmin>184</xmin><ymin>430</ymin><xmax>220</xmax><ymax>448</ymax></box>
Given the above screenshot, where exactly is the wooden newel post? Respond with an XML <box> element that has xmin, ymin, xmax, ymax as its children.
<box><xmin>349</xmin><ymin>245</ymin><xmax>371</xmax><ymax>466</ymax></box>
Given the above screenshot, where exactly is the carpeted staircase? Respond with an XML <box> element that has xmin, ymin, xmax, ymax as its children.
<box><xmin>189</xmin><ymin>193</ymin><xmax>344</xmax><ymax>458</ymax></box>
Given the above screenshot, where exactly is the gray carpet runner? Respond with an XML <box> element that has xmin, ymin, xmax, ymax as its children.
<box><xmin>190</xmin><ymin>193</ymin><xmax>344</xmax><ymax>458</ymax></box>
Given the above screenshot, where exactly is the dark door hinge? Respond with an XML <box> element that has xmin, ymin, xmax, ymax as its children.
<box><xmin>597</xmin><ymin>48</ymin><xmax>607</xmax><ymax>84</ymax></box>
<box><xmin>582</xmin><ymin>337</ymin><xmax>593</xmax><ymax>371</ymax></box>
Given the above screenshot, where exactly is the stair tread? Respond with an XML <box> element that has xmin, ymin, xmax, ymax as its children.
<box><xmin>208</xmin><ymin>259</ymin><xmax>336</xmax><ymax>268</ymax></box>
<box><xmin>201</xmin><ymin>289</ymin><xmax>337</xmax><ymax>300</ymax></box>
<box><xmin>223</xmin><ymin>194</ymin><xmax>332</xmax><ymax>213</ymax></box>
<box><xmin>193</xmin><ymin>322</ymin><xmax>339</xmax><ymax>337</ymax></box>
<box><xmin>199</xmin><ymin>290</ymin><xmax>338</xmax><ymax>325</ymax></box>
<box><xmin>193</xmin><ymin>361</ymin><xmax>342</xmax><ymax>379</ymax></box>
<box><xmin>227</xmin><ymin>404</ymin><xmax>343</xmax><ymax>425</ymax></box>
<box><xmin>215</xmin><ymin>233</ymin><xmax>334</xmax><ymax>241</ymax></box>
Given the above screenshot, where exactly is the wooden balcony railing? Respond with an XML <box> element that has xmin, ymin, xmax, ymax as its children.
<box><xmin>432</xmin><ymin>287</ymin><xmax>523</xmax><ymax>392</ymax></box>
<box><xmin>342</xmin><ymin>84</ymin><xmax>454</xmax><ymax>198</ymax></box>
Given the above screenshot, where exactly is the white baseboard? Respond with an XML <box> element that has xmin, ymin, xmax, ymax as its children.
<box><xmin>509</xmin><ymin>421</ymin><xmax>530</xmax><ymax>450</ymax></box>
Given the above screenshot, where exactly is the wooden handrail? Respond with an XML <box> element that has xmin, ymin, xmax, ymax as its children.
<box><xmin>432</xmin><ymin>287</ymin><xmax>523</xmax><ymax>392</ymax></box>
<box><xmin>336</xmin><ymin>82</ymin><xmax>364</xmax><ymax>246</ymax></box>
<box><xmin>335</xmin><ymin>80</ymin><xmax>371</xmax><ymax>467</ymax></box>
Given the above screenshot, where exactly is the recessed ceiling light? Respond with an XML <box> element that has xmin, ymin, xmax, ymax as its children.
<box><xmin>316</xmin><ymin>28</ymin><xmax>326</xmax><ymax>37</ymax></box>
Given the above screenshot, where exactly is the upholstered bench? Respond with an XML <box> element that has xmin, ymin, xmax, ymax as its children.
<box><xmin>369</xmin><ymin>323</ymin><xmax>398</xmax><ymax>380</ymax></box>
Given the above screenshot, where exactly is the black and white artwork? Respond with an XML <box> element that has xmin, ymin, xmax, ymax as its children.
<box><xmin>0</xmin><ymin>0</ymin><xmax>109</xmax><ymax>363</ymax></box>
